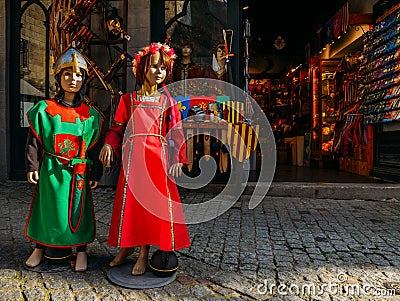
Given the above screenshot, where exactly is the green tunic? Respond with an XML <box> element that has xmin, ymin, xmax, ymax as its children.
<box><xmin>25</xmin><ymin>99</ymin><xmax>103</xmax><ymax>247</ymax></box>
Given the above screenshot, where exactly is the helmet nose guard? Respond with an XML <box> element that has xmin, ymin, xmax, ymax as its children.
<box><xmin>53</xmin><ymin>47</ymin><xmax>88</xmax><ymax>76</ymax></box>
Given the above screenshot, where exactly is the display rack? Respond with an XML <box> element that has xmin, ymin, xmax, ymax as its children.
<box><xmin>310</xmin><ymin>58</ymin><xmax>340</xmax><ymax>164</ymax></box>
<box><xmin>361</xmin><ymin>2</ymin><xmax>400</xmax><ymax>182</ymax></box>
<box><xmin>361</xmin><ymin>8</ymin><xmax>400</xmax><ymax>125</ymax></box>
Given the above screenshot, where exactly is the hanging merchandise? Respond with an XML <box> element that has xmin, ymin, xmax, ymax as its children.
<box><xmin>339</xmin><ymin>114</ymin><xmax>364</xmax><ymax>157</ymax></box>
<box><xmin>222</xmin><ymin>29</ymin><xmax>235</xmax><ymax>62</ymax></box>
<box><xmin>104</xmin><ymin>7</ymin><xmax>131</xmax><ymax>40</ymax></box>
<box><xmin>361</xmin><ymin>5</ymin><xmax>400</xmax><ymax>125</ymax></box>
<box><xmin>243</xmin><ymin>19</ymin><xmax>250</xmax><ymax>94</ymax></box>
<box><xmin>359</xmin><ymin>1</ymin><xmax>400</xmax><ymax>182</ymax></box>
<box><xmin>51</xmin><ymin>0</ymin><xmax>98</xmax><ymax>58</ymax></box>
<box><xmin>50</xmin><ymin>0</ymin><xmax>131</xmax><ymax>87</ymax></box>
<box><xmin>243</xmin><ymin>19</ymin><xmax>254</xmax><ymax>119</ymax></box>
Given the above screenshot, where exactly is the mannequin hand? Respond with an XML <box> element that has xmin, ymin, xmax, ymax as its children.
<box><xmin>168</xmin><ymin>163</ymin><xmax>183</xmax><ymax>177</ymax></box>
<box><xmin>99</xmin><ymin>144</ymin><xmax>113</xmax><ymax>167</ymax></box>
<box><xmin>27</xmin><ymin>171</ymin><xmax>39</xmax><ymax>184</ymax></box>
<box><xmin>89</xmin><ymin>181</ymin><xmax>98</xmax><ymax>189</ymax></box>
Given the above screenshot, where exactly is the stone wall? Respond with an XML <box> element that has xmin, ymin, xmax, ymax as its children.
<box><xmin>126</xmin><ymin>0</ymin><xmax>151</xmax><ymax>92</ymax></box>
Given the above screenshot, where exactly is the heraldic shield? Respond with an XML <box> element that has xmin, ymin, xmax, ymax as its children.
<box><xmin>226</xmin><ymin>123</ymin><xmax>259</xmax><ymax>162</ymax></box>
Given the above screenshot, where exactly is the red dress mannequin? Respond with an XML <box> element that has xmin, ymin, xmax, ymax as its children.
<box><xmin>99</xmin><ymin>43</ymin><xmax>190</xmax><ymax>276</ymax></box>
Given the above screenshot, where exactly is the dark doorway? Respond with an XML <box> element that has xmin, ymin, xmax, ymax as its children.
<box><xmin>9</xmin><ymin>0</ymin><xmax>50</xmax><ymax>180</ymax></box>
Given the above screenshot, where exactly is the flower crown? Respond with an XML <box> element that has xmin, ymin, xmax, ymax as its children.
<box><xmin>132</xmin><ymin>42</ymin><xmax>177</xmax><ymax>75</ymax></box>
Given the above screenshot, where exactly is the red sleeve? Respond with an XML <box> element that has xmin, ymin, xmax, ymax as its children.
<box><xmin>166</xmin><ymin>97</ymin><xmax>188</xmax><ymax>165</ymax></box>
<box><xmin>104</xmin><ymin>93</ymin><xmax>131</xmax><ymax>158</ymax></box>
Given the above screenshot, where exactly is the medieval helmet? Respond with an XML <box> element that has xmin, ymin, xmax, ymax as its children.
<box><xmin>53</xmin><ymin>47</ymin><xmax>88</xmax><ymax>76</ymax></box>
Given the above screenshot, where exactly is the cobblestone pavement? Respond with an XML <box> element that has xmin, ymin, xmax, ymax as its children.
<box><xmin>1</xmin><ymin>181</ymin><xmax>400</xmax><ymax>301</ymax></box>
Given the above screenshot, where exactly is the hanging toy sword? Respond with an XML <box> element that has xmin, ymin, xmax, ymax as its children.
<box><xmin>222</xmin><ymin>29</ymin><xmax>235</xmax><ymax>62</ymax></box>
<box><xmin>68</xmin><ymin>133</ymin><xmax>93</xmax><ymax>233</ymax></box>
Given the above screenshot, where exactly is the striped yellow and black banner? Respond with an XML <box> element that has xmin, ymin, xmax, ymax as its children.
<box><xmin>222</xmin><ymin>101</ymin><xmax>244</xmax><ymax>124</ymax></box>
<box><xmin>227</xmin><ymin>123</ymin><xmax>259</xmax><ymax>162</ymax></box>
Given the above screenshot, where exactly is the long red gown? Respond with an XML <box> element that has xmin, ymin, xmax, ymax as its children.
<box><xmin>105</xmin><ymin>91</ymin><xmax>191</xmax><ymax>251</ymax></box>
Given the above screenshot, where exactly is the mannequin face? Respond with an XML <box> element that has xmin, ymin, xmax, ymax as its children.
<box><xmin>60</xmin><ymin>67</ymin><xmax>83</xmax><ymax>93</ymax></box>
<box><xmin>216</xmin><ymin>47</ymin><xmax>226</xmax><ymax>62</ymax></box>
<box><xmin>145</xmin><ymin>52</ymin><xmax>167</xmax><ymax>86</ymax></box>
<box><xmin>181</xmin><ymin>45</ymin><xmax>192</xmax><ymax>57</ymax></box>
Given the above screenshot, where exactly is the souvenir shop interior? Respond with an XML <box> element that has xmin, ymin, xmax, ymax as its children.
<box><xmin>162</xmin><ymin>0</ymin><xmax>366</xmax><ymax>182</ymax></box>
<box><xmin>243</xmin><ymin>0</ymin><xmax>400</xmax><ymax>182</ymax></box>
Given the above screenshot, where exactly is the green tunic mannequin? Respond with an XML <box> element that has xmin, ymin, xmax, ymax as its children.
<box><xmin>24</xmin><ymin>47</ymin><xmax>103</xmax><ymax>272</ymax></box>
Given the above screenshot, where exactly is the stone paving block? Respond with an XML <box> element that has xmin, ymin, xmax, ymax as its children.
<box><xmin>0</xmin><ymin>278</ymin><xmax>20</xmax><ymax>290</ymax></box>
<box><xmin>219</xmin><ymin>263</ymin><xmax>237</xmax><ymax>271</ymax></box>
<box><xmin>0</xmin><ymin>268</ymin><xmax>17</xmax><ymax>278</ymax></box>
<box><xmin>93</xmin><ymin>283</ymin><xmax>123</xmax><ymax>297</ymax></box>
<box><xmin>70</xmin><ymin>280</ymin><xmax>92</xmax><ymax>292</ymax></box>
<box><xmin>21</xmin><ymin>279</ymin><xmax>46</xmax><ymax>290</ymax></box>
<box><xmin>221</xmin><ymin>256</ymin><xmax>238</xmax><ymax>265</ymax></box>
<box><xmin>44</xmin><ymin>278</ymin><xmax>69</xmax><ymax>290</ymax></box>
<box><xmin>49</xmin><ymin>290</ymin><xmax>74</xmax><ymax>301</ymax></box>
<box><xmin>21</xmin><ymin>269</ymin><xmax>43</xmax><ymax>280</ymax></box>
<box><xmin>0</xmin><ymin>289</ymin><xmax>22</xmax><ymax>301</ymax></box>
<box><xmin>190</xmin><ymin>285</ymin><xmax>214</xmax><ymax>298</ymax></box>
<box><xmin>144</xmin><ymin>287</ymin><xmax>172</xmax><ymax>300</ymax></box>
<box><xmin>75</xmin><ymin>291</ymin><xmax>99</xmax><ymax>301</ymax></box>
<box><xmin>239</xmin><ymin>269</ymin><xmax>257</xmax><ymax>278</ymax></box>
<box><xmin>119</xmin><ymin>288</ymin><xmax>150</xmax><ymax>301</ymax></box>
<box><xmin>23</xmin><ymin>287</ymin><xmax>46</xmax><ymax>301</ymax></box>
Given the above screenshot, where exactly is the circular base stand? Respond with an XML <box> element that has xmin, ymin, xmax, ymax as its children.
<box><xmin>107</xmin><ymin>261</ymin><xmax>176</xmax><ymax>289</ymax></box>
<box><xmin>23</xmin><ymin>255</ymin><xmax>75</xmax><ymax>273</ymax></box>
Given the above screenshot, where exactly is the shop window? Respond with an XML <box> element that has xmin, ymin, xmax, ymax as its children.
<box><xmin>164</xmin><ymin>0</ymin><xmax>228</xmax><ymax>70</ymax></box>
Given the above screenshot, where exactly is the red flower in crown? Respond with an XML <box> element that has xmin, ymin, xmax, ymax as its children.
<box><xmin>134</xmin><ymin>53</ymin><xmax>141</xmax><ymax>65</ymax></box>
<box><xmin>132</xmin><ymin>42</ymin><xmax>177</xmax><ymax>76</ymax></box>
<box><xmin>149</xmin><ymin>43</ymin><xmax>159</xmax><ymax>54</ymax></box>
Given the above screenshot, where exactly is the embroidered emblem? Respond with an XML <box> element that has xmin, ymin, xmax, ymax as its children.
<box><xmin>58</xmin><ymin>139</ymin><xmax>76</xmax><ymax>157</ymax></box>
<box><xmin>55</xmin><ymin>134</ymin><xmax>80</xmax><ymax>160</ymax></box>
<box><xmin>77</xmin><ymin>179</ymin><xmax>84</xmax><ymax>190</ymax></box>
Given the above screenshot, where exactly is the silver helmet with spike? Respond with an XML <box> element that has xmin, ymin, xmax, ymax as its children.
<box><xmin>53</xmin><ymin>47</ymin><xmax>88</xmax><ymax>76</ymax></box>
